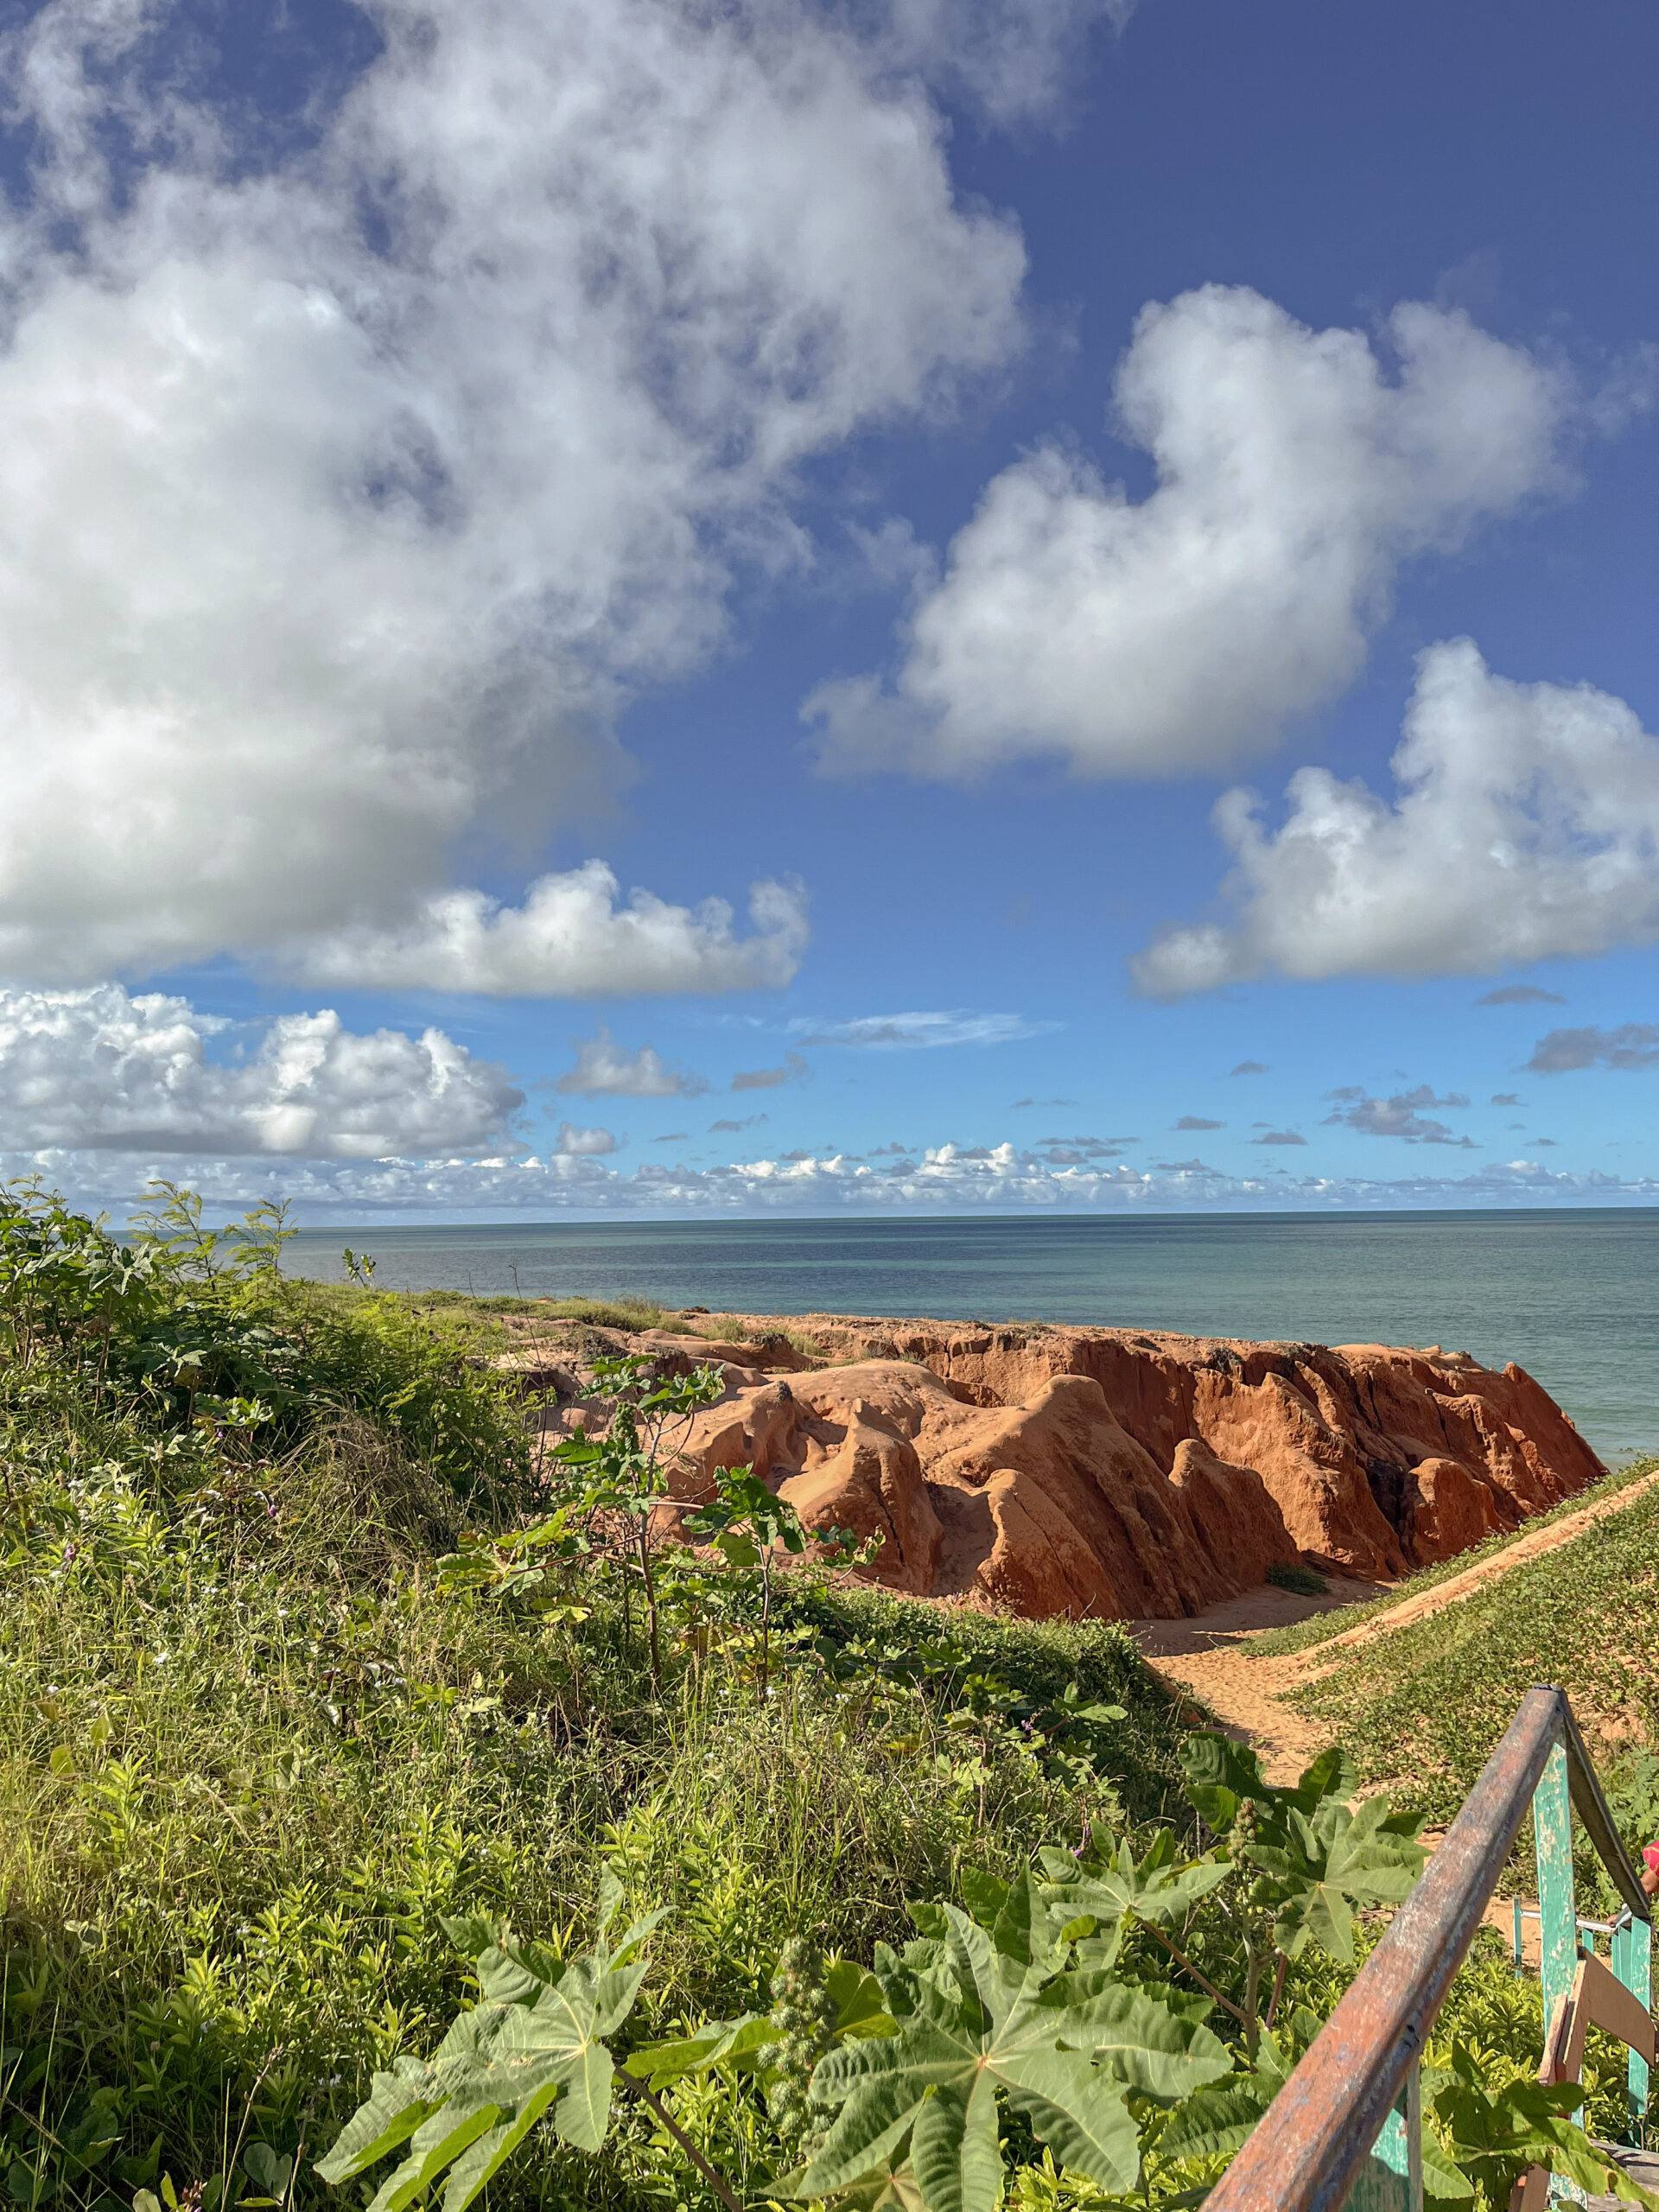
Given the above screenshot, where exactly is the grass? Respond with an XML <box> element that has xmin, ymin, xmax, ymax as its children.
<box><xmin>6</xmin><ymin>1192</ymin><xmax>1656</xmax><ymax>2212</ymax></box>
<box><xmin>292</xmin><ymin>1281</ymin><xmax>683</xmax><ymax>1340</ymax></box>
<box><xmin>1265</xmin><ymin>1561</ymin><xmax>1328</xmax><ymax>1596</ymax></box>
<box><xmin>1285</xmin><ymin>1467</ymin><xmax>1659</xmax><ymax>1837</ymax></box>
<box><xmin>0</xmin><ymin>1252</ymin><xmax>1189</xmax><ymax>2212</ymax></box>
<box><xmin>1250</xmin><ymin>1454</ymin><xmax>1659</xmax><ymax>1656</ymax></box>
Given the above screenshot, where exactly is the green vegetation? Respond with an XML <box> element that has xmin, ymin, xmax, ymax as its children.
<box><xmin>0</xmin><ymin>1184</ymin><xmax>1649</xmax><ymax>2212</ymax></box>
<box><xmin>1264</xmin><ymin>1563</ymin><xmax>1328</xmax><ymax>1597</ymax></box>
<box><xmin>292</xmin><ymin>1282</ymin><xmax>687</xmax><ymax>1343</ymax></box>
<box><xmin>1252</xmin><ymin>1455</ymin><xmax>1659</xmax><ymax>1658</ymax></box>
<box><xmin>1287</xmin><ymin>1472</ymin><xmax>1659</xmax><ymax>1841</ymax></box>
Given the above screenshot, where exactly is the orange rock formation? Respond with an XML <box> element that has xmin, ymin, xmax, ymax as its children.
<box><xmin>520</xmin><ymin>1313</ymin><xmax>1604</xmax><ymax>1622</ymax></box>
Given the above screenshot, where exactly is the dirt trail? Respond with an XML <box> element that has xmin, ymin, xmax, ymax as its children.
<box><xmin>1129</xmin><ymin>1467</ymin><xmax>1659</xmax><ymax>1785</ymax></box>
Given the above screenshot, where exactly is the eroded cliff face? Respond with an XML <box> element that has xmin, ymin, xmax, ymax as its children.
<box><xmin>514</xmin><ymin>1313</ymin><xmax>1604</xmax><ymax>1622</ymax></box>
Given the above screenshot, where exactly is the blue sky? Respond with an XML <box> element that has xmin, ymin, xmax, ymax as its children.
<box><xmin>0</xmin><ymin>0</ymin><xmax>1656</xmax><ymax>1218</ymax></box>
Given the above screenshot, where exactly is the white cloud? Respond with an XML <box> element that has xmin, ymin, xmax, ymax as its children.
<box><xmin>284</xmin><ymin>868</ymin><xmax>808</xmax><ymax>996</ymax></box>
<box><xmin>0</xmin><ymin>984</ymin><xmax>520</xmax><ymax>1156</ymax></box>
<box><xmin>791</xmin><ymin>1010</ymin><xmax>1055</xmax><ymax>1047</ymax></box>
<box><xmin>868</xmin><ymin>0</ymin><xmax>1134</xmax><ymax>126</ymax></box>
<box><xmin>1527</xmin><ymin>1026</ymin><xmax>1659</xmax><ymax>1074</ymax></box>
<box><xmin>18</xmin><ymin>1136</ymin><xmax>1655</xmax><ymax>1223</ymax></box>
<box><xmin>1322</xmin><ymin>1084</ymin><xmax>1473</xmax><ymax>1145</ymax></box>
<box><xmin>555</xmin><ymin>1026</ymin><xmax>708</xmax><ymax>1098</ymax></box>
<box><xmin>810</xmin><ymin>287</ymin><xmax>1582</xmax><ymax>779</ymax></box>
<box><xmin>1134</xmin><ymin>640</ymin><xmax>1659</xmax><ymax>995</ymax></box>
<box><xmin>552</xmin><ymin>1120</ymin><xmax>618</xmax><ymax>1155</ymax></box>
<box><xmin>0</xmin><ymin>0</ymin><xmax>1027</xmax><ymax>985</ymax></box>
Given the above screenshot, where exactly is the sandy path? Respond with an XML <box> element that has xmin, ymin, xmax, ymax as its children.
<box><xmin>1130</xmin><ymin>1576</ymin><xmax>1385</xmax><ymax>1783</ymax></box>
<box><xmin>1129</xmin><ymin>1468</ymin><xmax>1659</xmax><ymax>1786</ymax></box>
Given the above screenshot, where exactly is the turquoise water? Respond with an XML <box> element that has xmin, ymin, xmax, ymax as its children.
<box><xmin>287</xmin><ymin>1209</ymin><xmax>1659</xmax><ymax>1465</ymax></box>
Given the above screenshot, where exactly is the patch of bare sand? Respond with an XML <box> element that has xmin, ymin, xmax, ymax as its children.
<box><xmin>1130</xmin><ymin>1574</ymin><xmax>1386</xmax><ymax>1783</ymax></box>
<box><xmin>1129</xmin><ymin>1469</ymin><xmax>1659</xmax><ymax>1785</ymax></box>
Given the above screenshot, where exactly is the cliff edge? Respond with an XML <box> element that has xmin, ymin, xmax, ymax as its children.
<box><xmin>512</xmin><ymin>1311</ymin><xmax>1605</xmax><ymax>1622</ymax></box>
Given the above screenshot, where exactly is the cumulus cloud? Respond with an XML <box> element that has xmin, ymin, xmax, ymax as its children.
<box><xmin>0</xmin><ymin>0</ymin><xmax>1027</xmax><ymax>985</ymax></box>
<box><xmin>1135</xmin><ymin>641</ymin><xmax>1659</xmax><ymax>995</ymax></box>
<box><xmin>1230</xmin><ymin>1061</ymin><xmax>1269</xmax><ymax>1076</ymax></box>
<box><xmin>792</xmin><ymin>1010</ymin><xmax>1055</xmax><ymax>1048</ymax></box>
<box><xmin>709</xmin><ymin>1114</ymin><xmax>767</xmax><ymax>1132</ymax></box>
<box><xmin>1477</xmin><ymin>984</ymin><xmax>1565</xmax><ymax>1007</ymax></box>
<box><xmin>556</xmin><ymin>1027</ymin><xmax>708</xmax><ymax>1098</ymax></box>
<box><xmin>0</xmin><ymin>984</ymin><xmax>520</xmax><ymax>1156</ymax></box>
<box><xmin>810</xmin><ymin>287</ymin><xmax>1583</xmax><ymax>779</ymax></box>
<box><xmin>551</xmin><ymin>1121</ymin><xmax>617</xmax><ymax>1156</ymax></box>
<box><xmin>1253</xmin><ymin>1130</ymin><xmax>1306</xmax><ymax>1146</ymax></box>
<box><xmin>730</xmin><ymin>1052</ymin><xmax>811</xmax><ymax>1091</ymax></box>
<box><xmin>1175</xmin><ymin>1115</ymin><xmax>1223</xmax><ymax>1130</ymax></box>
<box><xmin>1527</xmin><ymin>1025</ymin><xmax>1659</xmax><ymax>1073</ymax></box>
<box><xmin>1323</xmin><ymin>1084</ymin><xmax>1473</xmax><ymax>1144</ymax></box>
<box><xmin>288</xmin><ymin>870</ymin><xmax>808</xmax><ymax>996</ymax></box>
<box><xmin>1491</xmin><ymin>1092</ymin><xmax>1523</xmax><ymax>1106</ymax></box>
<box><xmin>868</xmin><ymin>0</ymin><xmax>1135</xmax><ymax>126</ymax></box>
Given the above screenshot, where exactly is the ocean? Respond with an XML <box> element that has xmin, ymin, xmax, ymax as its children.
<box><xmin>286</xmin><ymin>1208</ymin><xmax>1659</xmax><ymax>1465</ymax></box>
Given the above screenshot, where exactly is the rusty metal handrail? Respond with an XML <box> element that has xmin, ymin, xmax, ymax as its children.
<box><xmin>1205</xmin><ymin>1685</ymin><xmax>1651</xmax><ymax>2212</ymax></box>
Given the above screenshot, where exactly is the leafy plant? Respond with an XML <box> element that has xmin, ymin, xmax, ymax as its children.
<box><xmin>1424</xmin><ymin>2041</ymin><xmax>1659</xmax><ymax>2209</ymax></box>
<box><xmin>797</xmin><ymin>1877</ymin><xmax>1232</xmax><ymax>2212</ymax></box>
<box><xmin>550</xmin><ymin>1353</ymin><xmax>726</xmax><ymax>1687</ymax></box>
<box><xmin>316</xmin><ymin>1874</ymin><xmax>661</xmax><ymax>2212</ymax></box>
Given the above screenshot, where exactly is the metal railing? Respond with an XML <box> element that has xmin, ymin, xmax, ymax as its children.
<box><xmin>1203</xmin><ymin>1685</ymin><xmax>1654</xmax><ymax>2212</ymax></box>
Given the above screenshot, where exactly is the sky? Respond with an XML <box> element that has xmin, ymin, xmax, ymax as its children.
<box><xmin>0</xmin><ymin>0</ymin><xmax>1656</xmax><ymax>1222</ymax></box>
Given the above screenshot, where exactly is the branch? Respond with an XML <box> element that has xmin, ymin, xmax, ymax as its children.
<box><xmin>617</xmin><ymin>2072</ymin><xmax>746</xmax><ymax>2212</ymax></box>
<box><xmin>1265</xmin><ymin>1948</ymin><xmax>1288</xmax><ymax>2033</ymax></box>
<box><xmin>1140</xmin><ymin>1922</ymin><xmax>1249</xmax><ymax>2027</ymax></box>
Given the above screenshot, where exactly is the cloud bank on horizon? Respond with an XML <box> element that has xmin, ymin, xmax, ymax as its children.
<box><xmin>0</xmin><ymin>0</ymin><xmax>1654</xmax><ymax>1218</ymax></box>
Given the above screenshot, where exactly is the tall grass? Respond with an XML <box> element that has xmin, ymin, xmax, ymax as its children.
<box><xmin>0</xmin><ymin>1205</ymin><xmax>1187</xmax><ymax>2211</ymax></box>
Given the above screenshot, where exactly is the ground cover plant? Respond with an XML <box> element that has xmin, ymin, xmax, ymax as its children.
<box><xmin>1251</xmin><ymin>1457</ymin><xmax>1659</xmax><ymax>1659</ymax></box>
<box><xmin>0</xmin><ymin>1185</ymin><xmax>1649</xmax><ymax>2212</ymax></box>
<box><xmin>1287</xmin><ymin>1477</ymin><xmax>1659</xmax><ymax>1836</ymax></box>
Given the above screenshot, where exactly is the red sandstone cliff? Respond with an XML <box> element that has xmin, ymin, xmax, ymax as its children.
<box><xmin>508</xmin><ymin>1312</ymin><xmax>1605</xmax><ymax>1622</ymax></box>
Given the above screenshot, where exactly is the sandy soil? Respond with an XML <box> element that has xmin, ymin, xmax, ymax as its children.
<box><xmin>1128</xmin><ymin>1470</ymin><xmax>1659</xmax><ymax>1953</ymax></box>
<box><xmin>1129</xmin><ymin>1573</ymin><xmax>1386</xmax><ymax>1783</ymax></box>
<box><xmin>1128</xmin><ymin>1467</ymin><xmax>1659</xmax><ymax>1784</ymax></box>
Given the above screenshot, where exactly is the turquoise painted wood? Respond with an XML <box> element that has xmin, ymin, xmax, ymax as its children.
<box><xmin>1348</xmin><ymin>2071</ymin><xmax>1422</xmax><ymax>2212</ymax></box>
<box><xmin>1611</xmin><ymin>1911</ymin><xmax>1652</xmax><ymax>2146</ymax></box>
<box><xmin>1533</xmin><ymin>1739</ymin><xmax>1584</xmax><ymax>2205</ymax></box>
<box><xmin>1534</xmin><ymin>1741</ymin><xmax>1578</xmax><ymax>2027</ymax></box>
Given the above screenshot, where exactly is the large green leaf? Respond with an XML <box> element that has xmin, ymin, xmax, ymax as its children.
<box><xmin>1243</xmin><ymin>1794</ymin><xmax>1423</xmax><ymax>1961</ymax></box>
<box><xmin>1042</xmin><ymin>1980</ymin><xmax>1231</xmax><ymax>2103</ymax></box>
<box><xmin>1428</xmin><ymin>2046</ymin><xmax>1659</xmax><ymax>2210</ymax></box>
<box><xmin>794</xmin><ymin>1903</ymin><xmax>1216</xmax><ymax>2212</ymax></box>
<box><xmin>1039</xmin><ymin>1827</ymin><xmax>1234</xmax><ymax>1942</ymax></box>
<box><xmin>624</xmin><ymin>2014</ymin><xmax>773</xmax><ymax>2089</ymax></box>
<box><xmin>315</xmin><ymin>1895</ymin><xmax>655</xmax><ymax>2212</ymax></box>
<box><xmin>1179</xmin><ymin>1734</ymin><xmax>1274</xmax><ymax>1834</ymax></box>
<box><xmin>1156</xmin><ymin>2025</ymin><xmax>1297</xmax><ymax>2160</ymax></box>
